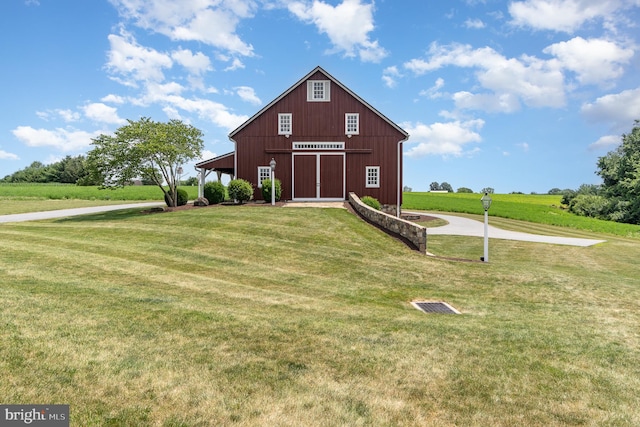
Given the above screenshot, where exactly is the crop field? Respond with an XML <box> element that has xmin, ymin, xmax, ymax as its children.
<box><xmin>0</xmin><ymin>189</ymin><xmax>639</xmax><ymax>425</ymax></box>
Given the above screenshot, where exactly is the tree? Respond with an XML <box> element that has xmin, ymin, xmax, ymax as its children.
<box><xmin>429</xmin><ymin>181</ymin><xmax>441</xmax><ymax>191</ymax></box>
<box><xmin>440</xmin><ymin>182</ymin><xmax>453</xmax><ymax>192</ymax></box>
<box><xmin>87</xmin><ymin>117</ymin><xmax>204</xmax><ymax>207</ymax></box>
<box><xmin>596</xmin><ymin>120</ymin><xmax>640</xmax><ymax>224</ymax></box>
<box><xmin>481</xmin><ymin>187</ymin><xmax>495</xmax><ymax>194</ymax></box>
<box><xmin>457</xmin><ymin>187</ymin><xmax>473</xmax><ymax>193</ymax></box>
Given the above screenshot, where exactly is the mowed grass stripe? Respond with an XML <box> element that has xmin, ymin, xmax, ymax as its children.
<box><xmin>1</xmin><ymin>205</ymin><xmax>639</xmax><ymax>425</ymax></box>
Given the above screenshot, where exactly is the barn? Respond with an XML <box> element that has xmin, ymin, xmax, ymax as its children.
<box><xmin>196</xmin><ymin>66</ymin><xmax>409</xmax><ymax>214</ymax></box>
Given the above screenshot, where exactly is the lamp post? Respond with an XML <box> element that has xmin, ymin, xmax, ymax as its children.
<box><xmin>269</xmin><ymin>158</ymin><xmax>276</xmax><ymax>206</ymax></box>
<box><xmin>481</xmin><ymin>192</ymin><xmax>492</xmax><ymax>262</ymax></box>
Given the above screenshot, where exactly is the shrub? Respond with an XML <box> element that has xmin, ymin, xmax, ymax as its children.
<box><xmin>227</xmin><ymin>179</ymin><xmax>253</xmax><ymax>203</ymax></box>
<box><xmin>457</xmin><ymin>187</ymin><xmax>473</xmax><ymax>193</ymax></box>
<box><xmin>361</xmin><ymin>195</ymin><xmax>381</xmax><ymax>210</ymax></box>
<box><xmin>261</xmin><ymin>178</ymin><xmax>282</xmax><ymax>202</ymax></box>
<box><xmin>204</xmin><ymin>181</ymin><xmax>226</xmax><ymax>204</ymax></box>
<box><xmin>569</xmin><ymin>194</ymin><xmax>609</xmax><ymax>219</ymax></box>
<box><xmin>164</xmin><ymin>187</ymin><xmax>189</xmax><ymax>206</ymax></box>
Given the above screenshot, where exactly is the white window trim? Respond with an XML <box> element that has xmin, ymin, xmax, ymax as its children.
<box><xmin>366</xmin><ymin>166</ymin><xmax>380</xmax><ymax>188</ymax></box>
<box><xmin>278</xmin><ymin>113</ymin><xmax>292</xmax><ymax>136</ymax></box>
<box><xmin>257</xmin><ymin>166</ymin><xmax>271</xmax><ymax>188</ymax></box>
<box><xmin>345</xmin><ymin>113</ymin><xmax>359</xmax><ymax>135</ymax></box>
<box><xmin>307</xmin><ymin>80</ymin><xmax>331</xmax><ymax>102</ymax></box>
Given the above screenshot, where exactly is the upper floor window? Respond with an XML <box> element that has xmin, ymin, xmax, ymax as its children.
<box><xmin>278</xmin><ymin>113</ymin><xmax>292</xmax><ymax>135</ymax></box>
<box><xmin>346</xmin><ymin>113</ymin><xmax>359</xmax><ymax>135</ymax></box>
<box><xmin>307</xmin><ymin>80</ymin><xmax>330</xmax><ymax>102</ymax></box>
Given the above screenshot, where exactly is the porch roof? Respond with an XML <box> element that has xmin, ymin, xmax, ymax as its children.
<box><xmin>196</xmin><ymin>152</ymin><xmax>234</xmax><ymax>175</ymax></box>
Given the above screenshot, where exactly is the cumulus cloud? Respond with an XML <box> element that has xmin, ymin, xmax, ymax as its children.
<box><xmin>171</xmin><ymin>48</ymin><xmax>212</xmax><ymax>75</ymax></box>
<box><xmin>508</xmin><ymin>0</ymin><xmax>621</xmax><ymax>33</ymax></box>
<box><xmin>101</xmin><ymin>94</ymin><xmax>126</xmax><ymax>104</ymax></box>
<box><xmin>589</xmin><ymin>134</ymin><xmax>621</xmax><ymax>151</ymax></box>
<box><xmin>405</xmin><ymin>43</ymin><xmax>566</xmax><ymax>111</ymax></box>
<box><xmin>235</xmin><ymin>86</ymin><xmax>261</xmax><ymax>105</ymax></box>
<box><xmin>382</xmin><ymin>66</ymin><xmax>402</xmax><ymax>88</ymax></box>
<box><xmin>0</xmin><ymin>150</ymin><xmax>19</xmax><ymax>160</ymax></box>
<box><xmin>543</xmin><ymin>37</ymin><xmax>634</xmax><ymax>85</ymax></box>
<box><xmin>581</xmin><ymin>87</ymin><xmax>640</xmax><ymax>132</ymax></box>
<box><xmin>109</xmin><ymin>0</ymin><xmax>256</xmax><ymax>56</ymax></box>
<box><xmin>402</xmin><ymin>119</ymin><xmax>485</xmax><ymax>158</ymax></box>
<box><xmin>12</xmin><ymin>126</ymin><xmax>104</xmax><ymax>151</ymax></box>
<box><xmin>106</xmin><ymin>29</ymin><xmax>173</xmax><ymax>86</ymax></box>
<box><xmin>419</xmin><ymin>78</ymin><xmax>446</xmax><ymax>99</ymax></box>
<box><xmin>82</xmin><ymin>103</ymin><xmax>127</xmax><ymax>125</ymax></box>
<box><xmin>288</xmin><ymin>0</ymin><xmax>387</xmax><ymax>62</ymax></box>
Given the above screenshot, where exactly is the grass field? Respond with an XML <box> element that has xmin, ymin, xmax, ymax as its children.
<box><xmin>1</xmin><ymin>193</ymin><xmax>639</xmax><ymax>425</ymax></box>
<box><xmin>0</xmin><ymin>183</ymin><xmax>199</xmax><ymax>215</ymax></box>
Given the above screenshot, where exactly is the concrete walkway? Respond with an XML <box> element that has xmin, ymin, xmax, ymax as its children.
<box><xmin>410</xmin><ymin>212</ymin><xmax>606</xmax><ymax>247</ymax></box>
<box><xmin>0</xmin><ymin>202</ymin><xmax>164</xmax><ymax>224</ymax></box>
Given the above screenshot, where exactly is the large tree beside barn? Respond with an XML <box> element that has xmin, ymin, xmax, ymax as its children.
<box><xmin>87</xmin><ymin>117</ymin><xmax>203</xmax><ymax>207</ymax></box>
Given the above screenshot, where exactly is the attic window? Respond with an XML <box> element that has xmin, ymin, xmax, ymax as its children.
<box><xmin>307</xmin><ymin>80</ymin><xmax>330</xmax><ymax>102</ymax></box>
<box><xmin>278</xmin><ymin>113</ymin><xmax>292</xmax><ymax>135</ymax></box>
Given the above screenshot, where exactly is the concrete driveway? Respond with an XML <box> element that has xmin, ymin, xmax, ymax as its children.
<box><xmin>0</xmin><ymin>202</ymin><xmax>164</xmax><ymax>224</ymax></box>
<box><xmin>410</xmin><ymin>212</ymin><xmax>606</xmax><ymax>247</ymax></box>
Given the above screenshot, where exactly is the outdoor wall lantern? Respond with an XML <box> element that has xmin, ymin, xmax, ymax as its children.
<box><xmin>481</xmin><ymin>192</ymin><xmax>492</xmax><ymax>262</ymax></box>
<box><xmin>270</xmin><ymin>158</ymin><xmax>276</xmax><ymax>206</ymax></box>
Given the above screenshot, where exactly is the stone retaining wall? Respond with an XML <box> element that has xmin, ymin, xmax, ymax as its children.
<box><xmin>349</xmin><ymin>192</ymin><xmax>427</xmax><ymax>254</ymax></box>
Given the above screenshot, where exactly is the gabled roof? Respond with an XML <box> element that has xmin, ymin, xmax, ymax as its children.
<box><xmin>228</xmin><ymin>66</ymin><xmax>409</xmax><ymax>139</ymax></box>
<box><xmin>195</xmin><ymin>151</ymin><xmax>234</xmax><ymax>170</ymax></box>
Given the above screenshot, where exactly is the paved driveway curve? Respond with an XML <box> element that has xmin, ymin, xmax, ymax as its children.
<box><xmin>0</xmin><ymin>202</ymin><xmax>164</xmax><ymax>224</ymax></box>
<box><xmin>407</xmin><ymin>212</ymin><xmax>606</xmax><ymax>247</ymax></box>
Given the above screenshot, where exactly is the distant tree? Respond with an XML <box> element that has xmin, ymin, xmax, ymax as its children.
<box><xmin>481</xmin><ymin>187</ymin><xmax>495</xmax><ymax>194</ymax></box>
<box><xmin>86</xmin><ymin>117</ymin><xmax>204</xmax><ymax>207</ymax></box>
<box><xmin>548</xmin><ymin>188</ymin><xmax>563</xmax><ymax>195</ymax></box>
<box><xmin>403</xmin><ymin>185</ymin><xmax>412</xmax><ymax>192</ymax></box>
<box><xmin>429</xmin><ymin>181</ymin><xmax>441</xmax><ymax>191</ymax></box>
<box><xmin>1</xmin><ymin>161</ymin><xmax>48</xmax><ymax>183</ymax></box>
<box><xmin>457</xmin><ymin>187</ymin><xmax>473</xmax><ymax>193</ymax></box>
<box><xmin>183</xmin><ymin>176</ymin><xmax>198</xmax><ymax>186</ymax></box>
<box><xmin>440</xmin><ymin>182</ymin><xmax>453</xmax><ymax>192</ymax></box>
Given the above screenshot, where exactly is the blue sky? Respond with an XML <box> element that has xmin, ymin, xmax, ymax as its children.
<box><xmin>1</xmin><ymin>0</ymin><xmax>639</xmax><ymax>193</ymax></box>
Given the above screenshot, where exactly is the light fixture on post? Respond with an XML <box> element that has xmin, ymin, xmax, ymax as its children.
<box><xmin>269</xmin><ymin>158</ymin><xmax>276</xmax><ymax>206</ymax></box>
<box><xmin>481</xmin><ymin>192</ymin><xmax>492</xmax><ymax>262</ymax></box>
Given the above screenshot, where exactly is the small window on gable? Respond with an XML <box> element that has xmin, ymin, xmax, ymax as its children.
<box><xmin>278</xmin><ymin>113</ymin><xmax>292</xmax><ymax>135</ymax></box>
<box><xmin>258</xmin><ymin>166</ymin><xmax>271</xmax><ymax>188</ymax></box>
<box><xmin>366</xmin><ymin>166</ymin><xmax>380</xmax><ymax>188</ymax></box>
<box><xmin>307</xmin><ymin>80</ymin><xmax>330</xmax><ymax>102</ymax></box>
<box><xmin>346</xmin><ymin>113</ymin><xmax>359</xmax><ymax>135</ymax></box>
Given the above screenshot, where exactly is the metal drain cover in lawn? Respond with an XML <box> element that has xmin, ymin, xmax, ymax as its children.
<box><xmin>412</xmin><ymin>301</ymin><xmax>460</xmax><ymax>314</ymax></box>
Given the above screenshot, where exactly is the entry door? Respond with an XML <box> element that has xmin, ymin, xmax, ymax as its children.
<box><xmin>293</xmin><ymin>153</ymin><xmax>345</xmax><ymax>200</ymax></box>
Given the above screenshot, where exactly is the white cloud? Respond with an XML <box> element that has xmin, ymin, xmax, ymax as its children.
<box><xmin>419</xmin><ymin>78</ymin><xmax>445</xmax><ymax>99</ymax></box>
<box><xmin>12</xmin><ymin>126</ymin><xmax>104</xmax><ymax>151</ymax></box>
<box><xmin>0</xmin><ymin>150</ymin><xmax>19</xmax><ymax>160</ymax></box>
<box><xmin>106</xmin><ymin>29</ymin><xmax>173</xmax><ymax>86</ymax></box>
<box><xmin>36</xmin><ymin>109</ymin><xmax>81</xmax><ymax>122</ymax></box>
<box><xmin>382</xmin><ymin>66</ymin><xmax>401</xmax><ymax>88</ymax></box>
<box><xmin>581</xmin><ymin>87</ymin><xmax>640</xmax><ymax>132</ymax></box>
<box><xmin>110</xmin><ymin>0</ymin><xmax>256</xmax><ymax>56</ymax></box>
<box><xmin>405</xmin><ymin>43</ymin><xmax>566</xmax><ymax>111</ymax></box>
<box><xmin>508</xmin><ymin>0</ymin><xmax>621</xmax><ymax>33</ymax></box>
<box><xmin>224</xmin><ymin>58</ymin><xmax>245</xmax><ymax>71</ymax></box>
<box><xmin>402</xmin><ymin>119</ymin><xmax>485</xmax><ymax>157</ymax></box>
<box><xmin>589</xmin><ymin>134</ymin><xmax>620</xmax><ymax>151</ymax></box>
<box><xmin>82</xmin><ymin>103</ymin><xmax>126</xmax><ymax>125</ymax></box>
<box><xmin>235</xmin><ymin>86</ymin><xmax>261</xmax><ymax>105</ymax></box>
<box><xmin>171</xmin><ymin>49</ymin><xmax>212</xmax><ymax>75</ymax></box>
<box><xmin>464</xmin><ymin>18</ymin><xmax>485</xmax><ymax>29</ymax></box>
<box><xmin>543</xmin><ymin>37</ymin><xmax>634</xmax><ymax>85</ymax></box>
<box><xmin>101</xmin><ymin>94</ymin><xmax>126</xmax><ymax>104</ymax></box>
<box><xmin>453</xmin><ymin>91</ymin><xmax>521</xmax><ymax>113</ymax></box>
<box><xmin>288</xmin><ymin>0</ymin><xmax>387</xmax><ymax>62</ymax></box>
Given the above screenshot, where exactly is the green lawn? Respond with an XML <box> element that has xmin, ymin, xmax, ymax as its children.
<box><xmin>1</xmin><ymin>203</ymin><xmax>639</xmax><ymax>426</ymax></box>
<box><xmin>0</xmin><ymin>183</ymin><xmax>198</xmax><ymax>215</ymax></box>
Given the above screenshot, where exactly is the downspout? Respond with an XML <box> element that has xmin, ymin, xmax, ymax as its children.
<box><xmin>397</xmin><ymin>136</ymin><xmax>409</xmax><ymax>218</ymax></box>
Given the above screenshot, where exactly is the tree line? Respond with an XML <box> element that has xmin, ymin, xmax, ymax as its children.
<box><xmin>1</xmin><ymin>155</ymin><xmax>100</xmax><ymax>185</ymax></box>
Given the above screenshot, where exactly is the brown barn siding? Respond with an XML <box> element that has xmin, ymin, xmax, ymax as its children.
<box><xmin>232</xmin><ymin>69</ymin><xmax>406</xmax><ymax>205</ymax></box>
